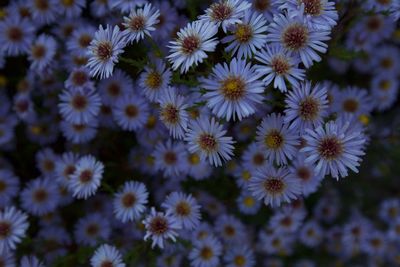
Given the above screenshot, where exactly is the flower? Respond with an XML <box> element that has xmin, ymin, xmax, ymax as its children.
<box><xmin>58</xmin><ymin>88</ymin><xmax>102</xmax><ymax>124</ymax></box>
<box><xmin>139</xmin><ymin>59</ymin><xmax>172</xmax><ymax>102</ymax></box>
<box><xmin>98</xmin><ymin>69</ymin><xmax>133</xmax><ymax>105</ymax></box>
<box><xmin>113</xmin><ymin>181</ymin><xmax>148</xmax><ymax>223</ymax></box>
<box><xmin>60</xmin><ymin>119</ymin><xmax>99</xmax><ymax>144</ymax></box>
<box><xmin>86</xmin><ymin>25</ymin><xmax>126</xmax><ymax>79</ymax></box>
<box><xmin>223</xmin><ymin>245</ymin><xmax>255</xmax><ymax>267</ymax></box>
<box><xmin>167</xmin><ymin>21</ymin><xmax>218</xmax><ymax>73</ymax></box>
<box><xmin>69</xmin><ymin>155</ymin><xmax>104</xmax><ymax>199</ymax></box>
<box><xmin>122</xmin><ymin>3</ymin><xmax>160</xmax><ymax>43</ymax></box>
<box><xmin>199</xmin><ymin>0</ymin><xmax>252</xmax><ymax>32</ymax></box>
<box><xmin>185</xmin><ymin>116</ymin><xmax>235</xmax><ymax>167</ymax></box>
<box><xmin>28</xmin><ymin>34</ymin><xmax>57</xmax><ymax>73</ymax></box>
<box><xmin>66</xmin><ymin>25</ymin><xmax>96</xmax><ymax>56</ymax></box>
<box><xmin>256</xmin><ymin>113</ymin><xmax>299</xmax><ymax>165</ymax></box>
<box><xmin>56</xmin><ymin>0</ymin><xmax>86</xmax><ymax>18</ymax></box>
<box><xmin>20</xmin><ymin>177</ymin><xmax>60</xmax><ymax>216</ymax></box>
<box><xmin>112</xmin><ymin>93</ymin><xmax>150</xmax><ymax>131</ymax></box>
<box><xmin>236</xmin><ymin>189</ymin><xmax>261</xmax><ymax>215</ymax></box>
<box><xmin>266</xmin><ymin>11</ymin><xmax>331</xmax><ymax>68</ymax></box>
<box><xmin>162</xmin><ymin>192</ymin><xmax>202</xmax><ymax>230</ymax></box>
<box><xmin>0</xmin><ymin>206</ymin><xmax>29</xmax><ymax>253</ymax></box>
<box><xmin>289</xmin><ymin>154</ymin><xmax>324</xmax><ymax>196</ymax></box>
<box><xmin>74</xmin><ymin>213</ymin><xmax>110</xmax><ymax>246</ymax></box>
<box><xmin>143</xmin><ymin>207</ymin><xmax>181</xmax><ymax>249</ymax></box>
<box><xmin>249</xmin><ymin>165</ymin><xmax>302</xmax><ymax>207</ymax></box>
<box><xmin>158</xmin><ymin>87</ymin><xmax>189</xmax><ymax>140</ymax></box>
<box><xmin>0</xmin><ymin>15</ymin><xmax>35</xmax><ymax>56</ymax></box>
<box><xmin>189</xmin><ymin>235</ymin><xmax>223</xmax><ymax>267</ymax></box>
<box><xmin>153</xmin><ymin>140</ymin><xmax>188</xmax><ymax>178</ymax></box>
<box><xmin>300</xmin><ymin>119</ymin><xmax>366</xmax><ymax>179</ymax></box>
<box><xmin>202</xmin><ymin>58</ymin><xmax>264</xmax><ymax>121</ymax></box>
<box><xmin>55</xmin><ymin>152</ymin><xmax>79</xmax><ymax>187</ymax></box>
<box><xmin>65</xmin><ymin>67</ymin><xmax>95</xmax><ymax>92</ymax></box>
<box><xmin>255</xmin><ymin>44</ymin><xmax>305</xmax><ymax>92</ymax></box>
<box><xmin>90</xmin><ymin>244</ymin><xmax>125</xmax><ymax>267</ymax></box>
<box><xmin>221</xmin><ymin>10</ymin><xmax>268</xmax><ymax>59</ymax></box>
<box><xmin>284</xmin><ymin>81</ymin><xmax>328</xmax><ymax>134</ymax></box>
<box><xmin>0</xmin><ymin>169</ymin><xmax>19</xmax><ymax>208</ymax></box>
<box><xmin>332</xmin><ymin>87</ymin><xmax>374</xmax><ymax>117</ymax></box>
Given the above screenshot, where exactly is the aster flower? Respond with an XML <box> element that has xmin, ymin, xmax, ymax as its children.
<box><xmin>98</xmin><ymin>69</ymin><xmax>133</xmax><ymax>105</ymax></box>
<box><xmin>202</xmin><ymin>58</ymin><xmax>264</xmax><ymax>121</ymax></box>
<box><xmin>269</xmin><ymin>206</ymin><xmax>305</xmax><ymax>234</ymax></box>
<box><xmin>222</xmin><ymin>10</ymin><xmax>268</xmax><ymax>59</ymax></box>
<box><xmin>139</xmin><ymin>59</ymin><xmax>172</xmax><ymax>102</ymax></box>
<box><xmin>267</xmin><ymin>11</ymin><xmax>331</xmax><ymax>68</ymax></box>
<box><xmin>35</xmin><ymin>147</ymin><xmax>58</xmax><ymax>178</ymax></box>
<box><xmin>162</xmin><ymin>192</ymin><xmax>202</xmax><ymax>230</ymax></box>
<box><xmin>300</xmin><ymin>120</ymin><xmax>366</xmax><ymax>179</ymax></box>
<box><xmin>66</xmin><ymin>25</ymin><xmax>96</xmax><ymax>56</ymax></box>
<box><xmin>0</xmin><ymin>169</ymin><xmax>19</xmax><ymax>208</ymax></box>
<box><xmin>0</xmin><ymin>206</ymin><xmax>29</xmax><ymax>253</ymax></box>
<box><xmin>215</xmin><ymin>214</ymin><xmax>246</xmax><ymax>243</ymax></box>
<box><xmin>289</xmin><ymin>155</ymin><xmax>323</xmax><ymax>196</ymax></box>
<box><xmin>236</xmin><ymin>188</ymin><xmax>261</xmax><ymax>215</ymax></box>
<box><xmin>255</xmin><ymin>44</ymin><xmax>305</xmax><ymax>92</ymax></box>
<box><xmin>299</xmin><ymin>220</ymin><xmax>323</xmax><ymax>247</ymax></box>
<box><xmin>86</xmin><ymin>25</ymin><xmax>126</xmax><ymax>79</ymax></box>
<box><xmin>112</xmin><ymin>93</ymin><xmax>150</xmax><ymax>132</ymax></box>
<box><xmin>65</xmin><ymin>67</ymin><xmax>95</xmax><ymax>92</ymax></box>
<box><xmin>58</xmin><ymin>88</ymin><xmax>102</xmax><ymax>124</ymax></box>
<box><xmin>20</xmin><ymin>177</ymin><xmax>60</xmax><ymax>216</ymax></box>
<box><xmin>69</xmin><ymin>155</ymin><xmax>104</xmax><ymax>199</ymax></box>
<box><xmin>279</xmin><ymin>0</ymin><xmax>338</xmax><ymax>30</ymax></box>
<box><xmin>143</xmin><ymin>207</ymin><xmax>181</xmax><ymax>249</ymax></box>
<box><xmin>28</xmin><ymin>34</ymin><xmax>57</xmax><ymax>73</ymax></box>
<box><xmin>185</xmin><ymin>116</ymin><xmax>235</xmax><ymax>167</ymax></box>
<box><xmin>284</xmin><ymin>81</ymin><xmax>328</xmax><ymax>134</ymax></box>
<box><xmin>256</xmin><ymin>113</ymin><xmax>299</xmax><ymax>165</ymax></box>
<box><xmin>249</xmin><ymin>165</ymin><xmax>302</xmax><ymax>207</ymax></box>
<box><xmin>158</xmin><ymin>87</ymin><xmax>189</xmax><ymax>140</ymax></box>
<box><xmin>90</xmin><ymin>0</ymin><xmax>112</xmax><ymax>17</ymax></box>
<box><xmin>122</xmin><ymin>3</ymin><xmax>160</xmax><ymax>43</ymax></box>
<box><xmin>224</xmin><ymin>245</ymin><xmax>255</xmax><ymax>267</ymax></box>
<box><xmin>74</xmin><ymin>213</ymin><xmax>110</xmax><ymax>246</ymax></box>
<box><xmin>113</xmin><ymin>181</ymin><xmax>148</xmax><ymax>223</ymax></box>
<box><xmin>60</xmin><ymin>119</ymin><xmax>99</xmax><ymax>144</ymax></box>
<box><xmin>167</xmin><ymin>21</ymin><xmax>218</xmax><ymax>73</ymax></box>
<box><xmin>241</xmin><ymin>142</ymin><xmax>269</xmax><ymax>170</ymax></box>
<box><xmin>55</xmin><ymin>152</ymin><xmax>79</xmax><ymax>187</ymax></box>
<box><xmin>199</xmin><ymin>0</ymin><xmax>252</xmax><ymax>32</ymax></box>
<box><xmin>0</xmin><ymin>15</ymin><xmax>35</xmax><ymax>56</ymax></box>
<box><xmin>90</xmin><ymin>244</ymin><xmax>125</xmax><ymax>267</ymax></box>
<box><xmin>189</xmin><ymin>235</ymin><xmax>223</xmax><ymax>267</ymax></box>
<box><xmin>28</xmin><ymin>0</ymin><xmax>58</xmax><ymax>25</ymax></box>
<box><xmin>332</xmin><ymin>87</ymin><xmax>373</xmax><ymax>117</ymax></box>
<box><xmin>56</xmin><ymin>0</ymin><xmax>86</xmax><ymax>18</ymax></box>
<box><xmin>13</xmin><ymin>93</ymin><xmax>36</xmax><ymax>122</ymax></box>
<box><xmin>153</xmin><ymin>140</ymin><xmax>188</xmax><ymax>178</ymax></box>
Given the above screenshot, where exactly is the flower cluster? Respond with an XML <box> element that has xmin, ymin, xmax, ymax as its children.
<box><xmin>0</xmin><ymin>0</ymin><xmax>399</xmax><ymax>266</ymax></box>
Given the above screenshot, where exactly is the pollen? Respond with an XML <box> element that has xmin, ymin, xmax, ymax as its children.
<box><xmin>129</xmin><ymin>15</ymin><xmax>146</xmax><ymax>31</ymax></box>
<box><xmin>149</xmin><ymin>216</ymin><xmax>168</xmax><ymax>235</ymax></box>
<box><xmin>234</xmin><ymin>255</ymin><xmax>246</xmax><ymax>266</ymax></box>
<box><xmin>264</xmin><ymin>130</ymin><xmax>284</xmax><ymax>150</ymax></box>
<box><xmin>342</xmin><ymin>99</ymin><xmax>359</xmax><ymax>113</ymax></box>
<box><xmin>96</xmin><ymin>42</ymin><xmax>113</xmax><ymax>61</ymax></box>
<box><xmin>181</xmin><ymin>35</ymin><xmax>200</xmax><ymax>55</ymax></box>
<box><xmin>79</xmin><ymin>169</ymin><xmax>93</xmax><ymax>183</ymax></box>
<box><xmin>318</xmin><ymin>137</ymin><xmax>343</xmax><ymax>160</ymax></box>
<box><xmin>160</xmin><ymin>104</ymin><xmax>179</xmax><ymax>124</ymax></box>
<box><xmin>145</xmin><ymin>71</ymin><xmax>162</xmax><ymax>89</ymax></box>
<box><xmin>210</xmin><ymin>2</ymin><xmax>233</xmax><ymax>22</ymax></box>
<box><xmin>198</xmin><ymin>134</ymin><xmax>218</xmax><ymax>152</ymax></box>
<box><xmin>299</xmin><ymin>97</ymin><xmax>320</xmax><ymax>121</ymax></box>
<box><xmin>271</xmin><ymin>56</ymin><xmax>291</xmax><ymax>75</ymax></box>
<box><xmin>282</xmin><ymin>23</ymin><xmax>309</xmax><ymax>51</ymax></box>
<box><xmin>122</xmin><ymin>193</ymin><xmax>137</xmax><ymax>207</ymax></box>
<box><xmin>78</xmin><ymin>34</ymin><xmax>92</xmax><ymax>48</ymax></box>
<box><xmin>243</xmin><ymin>196</ymin><xmax>255</xmax><ymax>207</ymax></box>
<box><xmin>188</xmin><ymin>153</ymin><xmax>201</xmax><ymax>165</ymax></box>
<box><xmin>124</xmin><ymin>105</ymin><xmax>138</xmax><ymax>118</ymax></box>
<box><xmin>235</xmin><ymin>24</ymin><xmax>253</xmax><ymax>43</ymax></box>
<box><xmin>358</xmin><ymin>114</ymin><xmax>370</xmax><ymax>126</ymax></box>
<box><xmin>221</xmin><ymin>76</ymin><xmax>246</xmax><ymax>101</ymax></box>
<box><xmin>31</xmin><ymin>44</ymin><xmax>46</xmax><ymax>59</ymax></box>
<box><xmin>242</xmin><ymin>170</ymin><xmax>251</xmax><ymax>181</ymax></box>
<box><xmin>301</xmin><ymin>0</ymin><xmax>323</xmax><ymax>16</ymax></box>
<box><xmin>200</xmin><ymin>246</ymin><xmax>214</xmax><ymax>260</ymax></box>
<box><xmin>175</xmin><ymin>201</ymin><xmax>191</xmax><ymax>216</ymax></box>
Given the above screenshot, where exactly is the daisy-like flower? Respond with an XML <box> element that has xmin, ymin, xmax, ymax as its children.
<box><xmin>74</xmin><ymin>213</ymin><xmax>110</xmax><ymax>246</ymax></box>
<box><xmin>56</xmin><ymin>0</ymin><xmax>86</xmax><ymax>18</ymax></box>
<box><xmin>222</xmin><ymin>10</ymin><xmax>268</xmax><ymax>59</ymax></box>
<box><xmin>28</xmin><ymin>34</ymin><xmax>57</xmax><ymax>73</ymax></box>
<box><xmin>250</xmin><ymin>0</ymin><xmax>280</xmax><ymax>22</ymax></box>
<box><xmin>0</xmin><ymin>169</ymin><xmax>19</xmax><ymax>208</ymax></box>
<box><xmin>199</xmin><ymin>0</ymin><xmax>252</xmax><ymax>32</ymax></box>
<box><xmin>241</xmin><ymin>142</ymin><xmax>269</xmax><ymax>170</ymax></box>
<box><xmin>249</xmin><ymin>165</ymin><xmax>302</xmax><ymax>207</ymax></box>
<box><xmin>202</xmin><ymin>58</ymin><xmax>264</xmax><ymax>121</ymax></box>
<box><xmin>20</xmin><ymin>177</ymin><xmax>60</xmax><ymax>216</ymax></box>
<box><xmin>28</xmin><ymin>0</ymin><xmax>58</xmax><ymax>25</ymax></box>
<box><xmin>55</xmin><ymin>152</ymin><xmax>79</xmax><ymax>187</ymax></box>
<box><xmin>224</xmin><ymin>245</ymin><xmax>255</xmax><ymax>267</ymax></box>
<box><xmin>215</xmin><ymin>215</ymin><xmax>246</xmax><ymax>243</ymax></box>
<box><xmin>66</xmin><ymin>25</ymin><xmax>96</xmax><ymax>56</ymax></box>
<box><xmin>255</xmin><ymin>44</ymin><xmax>305</xmax><ymax>92</ymax></box>
<box><xmin>35</xmin><ymin>148</ymin><xmax>58</xmax><ymax>178</ymax></box>
<box><xmin>289</xmin><ymin>155</ymin><xmax>323</xmax><ymax>196</ymax></box>
<box><xmin>98</xmin><ymin>69</ymin><xmax>133</xmax><ymax>105</ymax></box>
<box><xmin>139</xmin><ymin>59</ymin><xmax>172</xmax><ymax>102</ymax></box>
<box><xmin>332</xmin><ymin>87</ymin><xmax>373</xmax><ymax>117</ymax></box>
<box><xmin>299</xmin><ymin>220</ymin><xmax>323</xmax><ymax>247</ymax></box>
<box><xmin>58</xmin><ymin>88</ymin><xmax>102</xmax><ymax>124</ymax></box>
<box><xmin>113</xmin><ymin>181</ymin><xmax>148</xmax><ymax>223</ymax></box>
<box><xmin>267</xmin><ymin>12</ymin><xmax>331</xmax><ymax>68</ymax></box>
<box><xmin>185</xmin><ymin>116</ymin><xmax>235</xmax><ymax>167</ymax></box>
<box><xmin>301</xmin><ymin>120</ymin><xmax>366</xmax><ymax>179</ymax></box>
<box><xmin>256</xmin><ymin>113</ymin><xmax>299</xmax><ymax>165</ymax></box>
<box><xmin>236</xmin><ymin>188</ymin><xmax>261</xmax><ymax>215</ymax></box>
<box><xmin>90</xmin><ymin>244</ymin><xmax>125</xmax><ymax>267</ymax></box>
<box><xmin>189</xmin><ymin>235</ymin><xmax>223</xmax><ymax>267</ymax></box>
<box><xmin>153</xmin><ymin>140</ymin><xmax>188</xmax><ymax>178</ymax></box>
<box><xmin>269</xmin><ymin>206</ymin><xmax>305</xmax><ymax>234</ymax></box>
<box><xmin>162</xmin><ymin>192</ymin><xmax>202</xmax><ymax>230</ymax></box>
<box><xmin>60</xmin><ymin>119</ymin><xmax>99</xmax><ymax>144</ymax></box>
<box><xmin>112</xmin><ymin>93</ymin><xmax>150</xmax><ymax>131</ymax></box>
<box><xmin>284</xmin><ymin>81</ymin><xmax>328</xmax><ymax>134</ymax></box>
<box><xmin>0</xmin><ymin>15</ymin><xmax>35</xmax><ymax>56</ymax></box>
<box><xmin>280</xmin><ymin>0</ymin><xmax>338</xmax><ymax>30</ymax></box>
<box><xmin>143</xmin><ymin>207</ymin><xmax>181</xmax><ymax>249</ymax></box>
<box><xmin>65</xmin><ymin>67</ymin><xmax>95</xmax><ymax>92</ymax></box>
<box><xmin>20</xmin><ymin>255</ymin><xmax>45</xmax><ymax>267</ymax></box>
<box><xmin>0</xmin><ymin>206</ymin><xmax>29</xmax><ymax>253</ymax></box>
<box><xmin>167</xmin><ymin>21</ymin><xmax>218</xmax><ymax>73</ymax></box>
<box><xmin>87</xmin><ymin>25</ymin><xmax>126</xmax><ymax>79</ymax></box>
<box><xmin>158</xmin><ymin>87</ymin><xmax>189</xmax><ymax>140</ymax></box>
<box><xmin>69</xmin><ymin>155</ymin><xmax>104</xmax><ymax>199</ymax></box>
<box><xmin>122</xmin><ymin>3</ymin><xmax>160</xmax><ymax>43</ymax></box>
